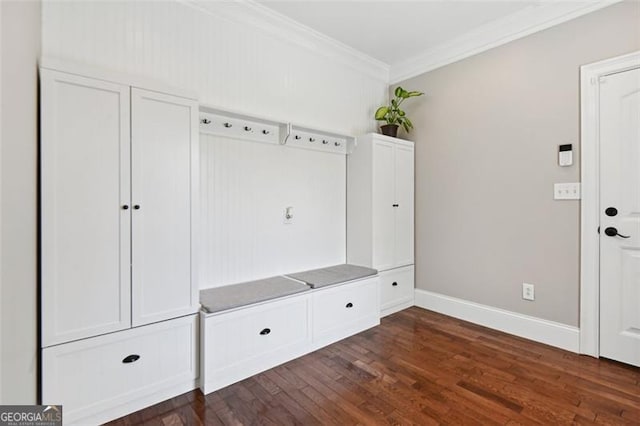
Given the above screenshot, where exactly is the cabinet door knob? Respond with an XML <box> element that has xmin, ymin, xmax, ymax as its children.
<box><xmin>345</xmin><ymin>302</ymin><xmax>353</xmax><ymax>308</ymax></box>
<box><xmin>392</xmin><ymin>282</ymin><xmax>398</xmax><ymax>287</ymax></box>
<box><xmin>122</xmin><ymin>354</ymin><xmax>140</xmax><ymax>364</ymax></box>
<box><xmin>392</xmin><ymin>204</ymin><xmax>399</xmax><ymax>207</ymax></box>
<box><xmin>122</xmin><ymin>205</ymin><xmax>129</xmax><ymax>210</ymax></box>
<box><xmin>260</xmin><ymin>328</ymin><xmax>271</xmax><ymax>336</ymax></box>
<box><xmin>133</xmin><ymin>205</ymin><xmax>141</xmax><ymax>210</ymax></box>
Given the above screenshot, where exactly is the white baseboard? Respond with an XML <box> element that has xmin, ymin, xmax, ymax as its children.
<box><xmin>414</xmin><ymin>289</ymin><xmax>579</xmax><ymax>353</ymax></box>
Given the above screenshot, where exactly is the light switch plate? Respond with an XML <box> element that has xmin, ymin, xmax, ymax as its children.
<box><xmin>554</xmin><ymin>183</ymin><xmax>581</xmax><ymax>200</ymax></box>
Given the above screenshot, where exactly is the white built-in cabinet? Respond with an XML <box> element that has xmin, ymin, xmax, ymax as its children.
<box><xmin>347</xmin><ymin>133</ymin><xmax>415</xmax><ymax>316</ymax></box>
<box><xmin>40</xmin><ymin>66</ymin><xmax>199</xmax><ymax>425</ymax></box>
<box><xmin>130</xmin><ymin>88</ymin><xmax>198</xmax><ymax>326</ymax></box>
<box><xmin>200</xmin><ymin>276</ymin><xmax>379</xmax><ymax>394</ymax></box>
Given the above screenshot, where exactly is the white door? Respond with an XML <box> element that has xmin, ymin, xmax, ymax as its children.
<box><xmin>131</xmin><ymin>89</ymin><xmax>198</xmax><ymax>326</ymax></box>
<box><xmin>41</xmin><ymin>70</ymin><xmax>131</xmax><ymax>346</ymax></box>
<box><xmin>599</xmin><ymin>67</ymin><xmax>640</xmax><ymax>367</ymax></box>
<box><xmin>372</xmin><ymin>140</ymin><xmax>396</xmax><ymax>270</ymax></box>
<box><xmin>394</xmin><ymin>143</ymin><xmax>414</xmax><ymax>267</ymax></box>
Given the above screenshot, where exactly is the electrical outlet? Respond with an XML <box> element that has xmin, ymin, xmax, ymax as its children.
<box><xmin>522</xmin><ymin>283</ymin><xmax>535</xmax><ymax>301</ymax></box>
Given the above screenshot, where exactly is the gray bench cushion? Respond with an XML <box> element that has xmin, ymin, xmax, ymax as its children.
<box><xmin>285</xmin><ymin>264</ymin><xmax>378</xmax><ymax>289</ymax></box>
<box><xmin>200</xmin><ymin>276</ymin><xmax>310</xmax><ymax>314</ymax></box>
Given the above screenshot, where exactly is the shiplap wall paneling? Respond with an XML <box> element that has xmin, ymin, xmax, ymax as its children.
<box><xmin>199</xmin><ymin>133</ymin><xmax>346</xmax><ymax>288</ymax></box>
<box><xmin>41</xmin><ymin>0</ymin><xmax>387</xmax><ymax>136</ymax></box>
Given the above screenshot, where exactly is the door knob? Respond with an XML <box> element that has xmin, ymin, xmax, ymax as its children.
<box><xmin>605</xmin><ymin>207</ymin><xmax>618</xmax><ymax>217</ymax></box>
<box><xmin>604</xmin><ymin>227</ymin><xmax>630</xmax><ymax>238</ymax></box>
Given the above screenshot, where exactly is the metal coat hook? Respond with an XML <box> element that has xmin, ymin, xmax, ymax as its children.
<box><xmin>244</xmin><ymin>126</ymin><xmax>252</xmax><ymax>132</ymax></box>
<box><xmin>262</xmin><ymin>129</ymin><xmax>270</xmax><ymax>135</ymax></box>
<box><xmin>294</xmin><ymin>135</ymin><xmax>301</xmax><ymax>140</ymax></box>
<box><xmin>309</xmin><ymin>137</ymin><xmax>316</xmax><ymax>142</ymax></box>
<box><xmin>224</xmin><ymin>122</ymin><xmax>233</xmax><ymax>128</ymax></box>
<box><xmin>201</xmin><ymin>118</ymin><xmax>211</xmax><ymax>125</ymax></box>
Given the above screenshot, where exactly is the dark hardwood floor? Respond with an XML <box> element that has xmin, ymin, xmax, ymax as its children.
<box><xmin>108</xmin><ymin>307</ymin><xmax>640</xmax><ymax>425</ymax></box>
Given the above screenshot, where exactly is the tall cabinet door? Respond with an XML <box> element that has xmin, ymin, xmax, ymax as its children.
<box><xmin>372</xmin><ymin>140</ymin><xmax>396</xmax><ymax>270</ymax></box>
<box><xmin>131</xmin><ymin>89</ymin><xmax>198</xmax><ymax>326</ymax></box>
<box><xmin>394</xmin><ymin>143</ymin><xmax>414</xmax><ymax>267</ymax></box>
<box><xmin>41</xmin><ymin>70</ymin><xmax>132</xmax><ymax>346</ymax></box>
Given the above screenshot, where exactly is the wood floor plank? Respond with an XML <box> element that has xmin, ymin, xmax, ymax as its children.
<box><xmin>108</xmin><ymin>307</ymin><xmax>639</xmax><ymax>426</ymax></box>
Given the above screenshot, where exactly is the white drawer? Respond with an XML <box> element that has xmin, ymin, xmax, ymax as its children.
<box><xmin>200</xmin><ymin>293</ymin><xmax>311</xmax><ymax>394</ymax></box>
<box><xmin>380</xmin><ymin>265</ymin><xmax>414</xmax><ymax>317</ymax></box>
<box><xmin>312</xmin><ymin>276</ymin><xmax>379</xmax><ymax>348</ymax></box>
<box><xmin>42</xmin><ymin>315</ymin><xmax>198</xmax><ymax>425</ymax></box>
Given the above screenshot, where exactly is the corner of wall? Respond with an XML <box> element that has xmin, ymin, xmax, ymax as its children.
<box><xmin>0</xmin><ymin>0</ymin><xmax>41</xmax><ymax>404</ymax></box>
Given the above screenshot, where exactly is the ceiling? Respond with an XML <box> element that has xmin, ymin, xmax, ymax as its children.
<box><xmin>256</xmin><ymin>1</ymin><xmax>539</xmax><ymax>65</ymax></box>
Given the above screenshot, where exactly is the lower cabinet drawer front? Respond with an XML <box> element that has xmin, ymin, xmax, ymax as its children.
<box><xmin>312</xmin><ymin>277</ymin><xmax>379</xmax><ymax>346</ymax></box>
<box><xmin>201</xmin><ymin>294</ymin><xmax>311</xmax><ymax>394</ymax></box>
<box><xmin>42</xmin><ymin>315</ymin><xmax>198</xmax><ymax>425</ymax></box>
<box><xmin>380</xmin><ymin>265</ymin><xmax>414</xmax><ymax>315</ymax></box>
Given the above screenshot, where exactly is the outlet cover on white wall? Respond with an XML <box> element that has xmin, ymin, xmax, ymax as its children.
<box><xmin>554</xmin><ymin>182</ymin><xmax>581</xmax><ymax>200</ymax></box>
<box><xmin>522</xmin><ymin>283</ymin><xmax>535</xmax><ymax>301</ymax></box>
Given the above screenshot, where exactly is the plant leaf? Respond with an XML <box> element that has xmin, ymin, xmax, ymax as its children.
<box><xmin>399</xmin><ymin>88</ymin><xmax>409</xmax><ymax>98</ymax></box>
<box><xmin>391</xmin><ymin>99</ymin><xmax>398</xmax><ymax>108</ymax></box>
<box><xmin>402</xmin><ymin>121</ymin><xmax>410</xmax><ymax>132</ymax></box>
<box><xmin>394</xmin><ymin>86</ymin><xmax>403</xmax><ymax>97</ymax></box>
<box><xmin>405</xmin><ymin>118</ymin><xmax>413</xmax><ymax>128</ymax></box>
<box><xmin>374</xmin><ymin>106</ymin><xmax>389</xmax><ymax>120</ymax></box>
<box><xmin>407</xmin><ymin>91</ymin><xmax>424</xmax><ymax>97</ymax></box>
<box><xmin>399</xmin><ymin>110</ymin><xmax>406</xmax><ymax>116</ymax></box>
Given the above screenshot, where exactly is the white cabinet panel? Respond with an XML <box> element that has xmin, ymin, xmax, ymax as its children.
<box><xmin>42</xmin><ymin>315</ymin><xmax>198</xmax><ymax>425</ymax></box>
<box><xmin>394</xmin><ymin>144</ymin><xmax>415</xmax><ymax>267</ymax></box>
<box><xmin>372</xmin><ymin>140</ymin><xmax>396</xmax><ymax>270</ymax></box>
<box><xmin>379</xmin><ymin>266</ymin><xmax>414</xmax><ymax>317</ymax></box>
<box><xmin>131</xmin><ymin>89</ymin><xmax>199</xmax><ymax>326</ymax></box>
<box><xmin>311</xmin><ymin>277</ymin><xmax>379</xmax><ymax>348</ymax></box>
<box><xmin>41</xmin><ymin>70</ymin><xmax>131</xmax><ymax>347</ymax></box>
<box><xmin>347</xmin><ymin>133</ymin><xmax>415</xmax><ymax>274</ymax></box>
<box><xmin>200</xmin><ymin>294</ymin><xmax>311</xmax><ymax>394</ymax></box>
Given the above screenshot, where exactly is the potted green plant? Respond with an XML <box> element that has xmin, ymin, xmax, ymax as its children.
<box><xmin>374</xmin><ymin>86</ymin><xmax>423</xmax><ymax>137</ymax></box>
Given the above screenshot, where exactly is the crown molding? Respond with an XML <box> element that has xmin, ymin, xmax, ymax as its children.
<box><xmin>390</xmin><ymin>0</ymin><xmax>622</xmax><ymax>84</ymax></box>
<box><xmin>180</xmin><ymin>0</ymin><xmax>389</xmax><ymax>83</ymax></box>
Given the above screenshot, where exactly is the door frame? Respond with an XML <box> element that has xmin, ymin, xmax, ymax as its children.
<box><xmin>580</xmin><ymin>50</ymin><xmax>640</xmax><ymax>357</ymax></box>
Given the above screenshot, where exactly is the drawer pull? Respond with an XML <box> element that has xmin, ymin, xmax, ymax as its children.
<box><xmin>392</xmin><ymin>282</ymin><xmax>398</xmax><ymax>287</ymax></box>
<box><xmin>122</xmin><ymin>354</ymin><xmax>140</xmax><ymax>364</ymax></box>
<box><xmin>346</xmin><ymin>302</ymin><xmax>354</xmax><ymax>308</ymax></box>
<box><xmin>260</xmin><ymin>328</ymin><xmax>271</xmax><ymax>336</ymax></box>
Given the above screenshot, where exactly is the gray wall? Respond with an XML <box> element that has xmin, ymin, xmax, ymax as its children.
<box><xmin>0</xmin><ymin>0</ymin><xmax>41</xmax><ymax>403</ymax></box>
<box><xmin>399</xmin><ymin>1</ymin><xmax>640</xmax><ymax>327</ymax></box>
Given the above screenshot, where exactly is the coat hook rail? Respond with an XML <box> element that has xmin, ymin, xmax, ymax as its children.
<box><xmin>199</xmin><ymin>105</ymin><xmax>288</xmax><ymax>146</ymax></box>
